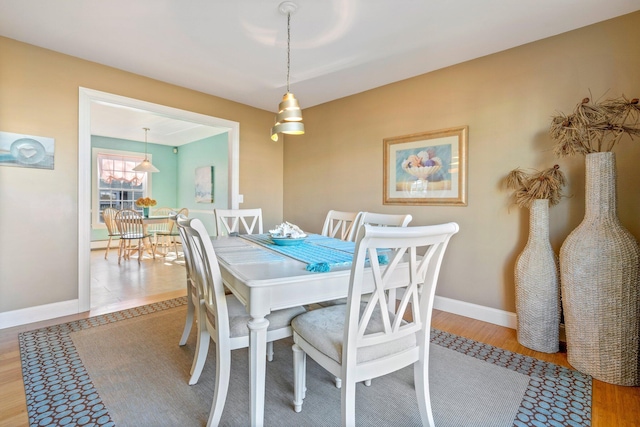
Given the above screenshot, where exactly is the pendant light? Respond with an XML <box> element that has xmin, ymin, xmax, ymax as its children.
<box><xmin>133</xmin><ymin>127</ymin><xmax>159</xmax><ymax>173</ymax></box>
<box><xmin>270</xmin><ymin>1</ymin><xmax>305</xmax><ymax>142</ymax></box>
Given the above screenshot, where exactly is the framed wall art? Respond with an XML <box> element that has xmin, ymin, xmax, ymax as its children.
<box><xmin>0</xmin><ymin>131</ymin><xmax>55</xmax><ymax>170</ymax></box>
<box><xmin>195</xmin><ymin>166</ymin><xmax>214</xmax><ymax>203</ymax></box>
<box><xmin>383</xmin><ymin>126</ymin><xmax>468</xmax><ymax>206</ymax></box>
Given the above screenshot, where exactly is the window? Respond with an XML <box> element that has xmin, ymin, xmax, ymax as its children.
<box><xmin>92</xmin><ymin>149</ymin><xmax>152</xmax><ymax>227</ymax></box>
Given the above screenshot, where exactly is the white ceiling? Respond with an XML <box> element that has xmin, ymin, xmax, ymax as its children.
<box><xmin>2</xmin><ymin>0</ymin><xmax>639</xmax><ymax>142</ymax></box>
<box><xmin>90</xmin><ymin>101</ymin><xmax>228</xmax><ymax>146</ymax></box>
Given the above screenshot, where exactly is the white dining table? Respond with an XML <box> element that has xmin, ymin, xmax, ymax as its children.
<box><xmin>210</xmin><ymin>234</ymin><xmax>408</xmax><ymax>427</ymax></box>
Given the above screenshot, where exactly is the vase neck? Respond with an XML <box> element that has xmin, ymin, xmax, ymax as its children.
<box><xmin>528</xmin><ymin>199</ymin><xmax>550</xmax><ymax>240</ymax></box>
<box><xmin>584</xmin><ymin>152</ymin><xmax>617</xmax><ymax>218</ymax></box>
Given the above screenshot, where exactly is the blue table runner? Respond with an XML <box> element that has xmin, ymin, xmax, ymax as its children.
<box><xmin>240</xmin><ymin>234</ymin><xmax>386</xmax><ymax>272</ymax></box>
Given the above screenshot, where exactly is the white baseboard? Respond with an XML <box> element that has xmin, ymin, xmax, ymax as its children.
<box><xmin>1</xmin><ymin>294</ymin><xmax>515</xmax><ymax>331</ymax></box>
<box><xmin>434</xmin><ymin>295</ymin><xmax>517</xmax><ymax>330</ymax></box>
<box><xmin>0</xmin><ymin>299</ymin><xmax>80</xmax><ymax>330</ymax></box>
<box><xmin>92</xmin><ymin>240</ymin><xmax>110</xmax><ymax>250</ymax></box>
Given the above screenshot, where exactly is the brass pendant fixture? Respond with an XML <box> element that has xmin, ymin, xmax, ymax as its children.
<box><xmin>270</xmin><ymin>1</ymin><xmax>305</xmax><ymax>142</ymax></box>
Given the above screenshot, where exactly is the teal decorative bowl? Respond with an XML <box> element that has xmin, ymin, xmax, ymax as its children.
<box><xmin>271</xmin><ymin>236</ymin><xmax>306</xmax><ymax>246</ymax></box>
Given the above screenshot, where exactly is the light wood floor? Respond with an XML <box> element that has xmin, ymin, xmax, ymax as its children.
<box><xmin>1</xmin><ymin>250</ymin><xmax>639</xmax><ymax>426</ymax></box>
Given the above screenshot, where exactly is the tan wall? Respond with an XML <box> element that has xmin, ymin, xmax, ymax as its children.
<box><xmin>0</xmin><ymin>37</ymin><xmax>282</xmax><ymax>312</ymax></box>
<box><xmin>283</xmin><ymin>12</ymin><xmax>640</xmax><ymax>312</ymax></box>
<box><xmin>2</xmin><ymin>12</ymin><xmax>639</xmax><ymax>316</ymax></box>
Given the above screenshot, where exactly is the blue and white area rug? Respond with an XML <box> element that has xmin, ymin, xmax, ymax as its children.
<box><xmin>19</xmin><ymin>298</ymin><xmax>591</xmax><ymax>426</ymax></box>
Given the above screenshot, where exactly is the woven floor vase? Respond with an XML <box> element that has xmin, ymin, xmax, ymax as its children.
<box><xmin>560</xmin><ymin>152</ymin><xmax>640</xmax><ymax>386</ymax></box>
<box><xmin>515</xmin><ymin>199</ymin><xmax>560</xmax><ymax>353</ymax></box>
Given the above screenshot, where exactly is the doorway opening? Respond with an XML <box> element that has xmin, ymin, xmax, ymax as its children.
<box><xmin>78</xmin><ymin>88</ymin><xmax>240</xmax><ymax>312</ymax></box>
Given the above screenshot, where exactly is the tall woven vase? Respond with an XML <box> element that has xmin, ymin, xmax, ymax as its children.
<box><xmin>515</xmin><ymin>199</ymin><xmax>560</xmax><ymax>353</ymax></box>
<box><xmin>560</xmin><ymin>152</ymin><xmax>640</xmax><ymax>386</ymax></box>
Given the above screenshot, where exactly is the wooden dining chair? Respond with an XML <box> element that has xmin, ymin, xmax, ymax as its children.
<box><xmin>102</xmin><ymin>207</ymin><xmax>120</xmax><ymax>260</ymax></box>
<box><xmin>214</xmin><ymin>208</ymin><xmax>263</xmax><ymax>236</ymax></box>
<box><xmin>291</xmin><ymin>222</ymin><xmax>459</xmax><ymax>426</ymax></box>
<box><xmin>148</xmin><ymin>206</ymin><xmax>173</xmax><ymax>256</ymax></box>
<box><xmin>321</xmin><ymin>210</ymin><xmax>361</xmax><ymax>242</ymax></box>
<box><xmin>115</xmin><ymin>209</ymin><xmax>155</xmax><ymax>265</ymax></box>
<box><xmin>177</xmin><ymin>217</ymin><xmax>306</xmax><ymax>426</ymax></box>
<box><xmin>155</xmin><ymin>207</ymin><xmax>189</xmax><ymax>257</ymax></box>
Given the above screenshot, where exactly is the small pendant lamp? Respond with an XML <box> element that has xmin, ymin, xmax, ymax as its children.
<box><xmin>270</xmin><ymin>1</ymin><xmax>305</xmax><ymax>142</ymax></box>
<box><xmin>133</xmin><ymin>127</ymin><xmax>159</xmax><ymax>173</ymax></box>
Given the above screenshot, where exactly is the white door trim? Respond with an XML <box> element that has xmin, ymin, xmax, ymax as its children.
<box><xmin>78</xmin><ymin>87</ymin><xmax>240</xmax><ymax>312</ymax></box>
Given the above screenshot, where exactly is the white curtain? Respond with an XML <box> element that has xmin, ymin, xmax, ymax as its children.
<box><xmin>98</xmin><ymin>156</ymin><xmax>146</xmax><ymax>186</ymax></box>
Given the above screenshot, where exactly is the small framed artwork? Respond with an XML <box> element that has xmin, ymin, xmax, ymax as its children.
<box><xmin>383</xmin><ymin>126</ymin><xmax>468</xmax><ymax>206</ymax></box>
<box><xmin>195</xmin><ymin>166</ymin><xmax>214</xmax><ymax>203</ymax></box>
<box><xmin>0</xmin><ymin>131</ymin><xmax>55</xmax><ymax>170</ymax></box>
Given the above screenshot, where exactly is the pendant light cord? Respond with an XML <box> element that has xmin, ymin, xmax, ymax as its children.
<box><xmin>143</xmin><ymin>127</ymin><xmax>150</xmax><ymax>158</ymax></box>
<box><xmin>286</xmin><ymin>12</ymin><xmax>291</xmax><ymax>93</ymax></box>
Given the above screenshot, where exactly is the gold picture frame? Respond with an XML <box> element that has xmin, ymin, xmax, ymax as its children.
<box><xmin>383</xmin><ymin>126</ymin><xmax>468</xmax><ymax>206</ymax></box>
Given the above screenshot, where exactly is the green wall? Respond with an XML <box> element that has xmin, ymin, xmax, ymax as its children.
<box><xmin>177</xmin><ymin>133</ymin><xmax>229</xmax><ymax>234</ymax></box>
<box><xmin>91</xmin><ymin>133</ymin><xmax>228</xmax><ymax>241</ymax></box>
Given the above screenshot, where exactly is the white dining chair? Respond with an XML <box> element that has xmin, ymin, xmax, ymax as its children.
<box><xmin>214</xmin><ymin>208</ymin><xmax>263</xmax><ymax>236</ymax></box>
<box><xmin>348</xmin><ymin>211</ymin><xmax>413</xmax><ymax>242</ymax></box>
<box><xmin>291</xmin><ymin>222</ymin><xmax>459</xmax><ymax>426</ymax></box>
<box><xmin>175</xmin><ymin>213</ymin><xmax>202</xmax><ymax>383</ymax></box>
<box><xmin>321</xmin><ymin>210</ymin><xmax>361</xmax><ymax>241</ymax></box>
<box><xmin>176</xmin><ymin>211</ymin><xmax>241</xmax><ymax>382</ymax></box>
<box><xmin>176</xmin><ymin>211</ymin><xmax>236</xmax><ymax>385</ymax></box>
<box><xmin>102</xmin><ymin>207</ymin><xmax>120</xmax><ymax>260</ymax></box>
<box><xmin>319</xmin><ymin>212</ymin><xmax>413</xmax><ymax>315</ymax></box>
<box><xmin>177</xmin><ymin>216</ymin><xmax>306</xmax><ymax>426</ymax></box>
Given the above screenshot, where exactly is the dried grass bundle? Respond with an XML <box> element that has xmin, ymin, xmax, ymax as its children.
<box><xmin>505</xmin><ymin>165</ymin><xmax>566</xmax><ymax>208</ymax></box>
<box><xmin>550</xmin><ymin>95</ymin><xmax>640</xmax><ymax>157</ymax></box>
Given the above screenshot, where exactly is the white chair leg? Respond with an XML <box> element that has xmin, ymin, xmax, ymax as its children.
<box><xmin>302</xmin><ymin>348</ymin><xmax>307</xmax><ymax>399</ymax></box>
<box><xmin>189</xmin><ymin>315</ymin><xmax>210</xmax><ymax>385</ymax></box>
<box><xmin>207</xmin><ymin>344</ymin><xmax>231</xmax><ymax>427</ymax></box>
<box><xmin>292</xmin><ymin>343</ymin><xmax>306</xmax><ymax>413</ymax></box>
<box><xmin>341</xmin><ymin>380</ymin><xmax>357</xmax><ymax>427</ymax></box>
<box><xmin>179</xmin><ymin>289</ymin><xmax>195</xmax><ymax>346</ymax></box>
<box><xmin>414</xmin><ymin>356</ymin><xmax>436</xmax><ymax>426</ymax></box>
<box><xmin>267</xmin><ymin>341</ymin><xmax>274</xmax><ymax>362</ymax></box>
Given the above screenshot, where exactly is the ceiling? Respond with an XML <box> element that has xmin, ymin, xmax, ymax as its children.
<box><xmin>90</xmin><ymin>101</ymin><xmax>228</xmax><ymax>146</ymax></box>
<box><xmin>2</xmin><ymin>0</ymin><xmax>639</xmax><ymax>142</ymax></box>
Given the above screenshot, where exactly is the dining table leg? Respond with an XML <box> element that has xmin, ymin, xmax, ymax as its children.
<box><xmin>248</xmin><ymin>315</ymin><xmax>269</xmax><ymax>427</ymax></box>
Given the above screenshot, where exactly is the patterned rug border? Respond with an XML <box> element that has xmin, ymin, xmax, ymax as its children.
<box><xmin>19</xmin><ymin>297</ymin><xmax>591</xmax><ymax>427</ymax></box>
<box><xmin>431</xmin><ymin>330</ymin><xmax>591</xmax><ymax>426</ymax></box>
<box><xmin>19</xmin><ymin>297</ymin><xmax>187</xmax><ymax>427</ymax></box>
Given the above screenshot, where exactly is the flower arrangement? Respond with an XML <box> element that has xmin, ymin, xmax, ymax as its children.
<box><xmin>135</xmin><ymin>197</ymin><xmax>157</xmax><ymax>208</ymax></box>
<box><xmin>549</xmin><ymin>95</ymin><xmax>640</xmax><ymax>157</ymax></box>
<box><xmin>505</xmin><ymin>165</ymin><xmax>566</xmax><ymax>208</ymax></box>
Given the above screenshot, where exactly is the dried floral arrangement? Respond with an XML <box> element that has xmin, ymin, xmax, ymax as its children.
<box><xmin>135</xmin><ymin>197</ymin><xmax>157</xmax><ymax>207</ymax></box>
<box><xmin>505</xmin><ymin>165</ymin><xmax>566</xmax><ymax>208</ymax></box>
<box><xmin>550</xmin><ymin>95</ymin><xmax>640</xmax><ymax>157</ymax></box>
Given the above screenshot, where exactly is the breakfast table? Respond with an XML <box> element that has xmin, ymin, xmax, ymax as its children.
<box><xmin>210</xmin><ymin>233</ymin><xmax>409</xmax><ymax>427</ymax></box>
